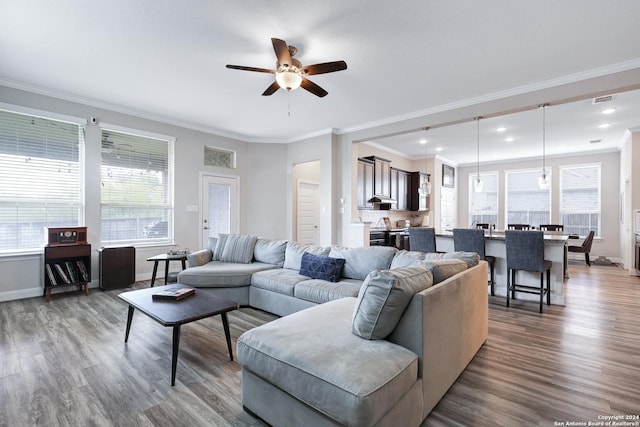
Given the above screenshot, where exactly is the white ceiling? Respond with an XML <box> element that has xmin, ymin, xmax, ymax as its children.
<box><xmin>2</xmin><ymin>1</ymin><xmax>640</xmax><ymax>165</ymax></box>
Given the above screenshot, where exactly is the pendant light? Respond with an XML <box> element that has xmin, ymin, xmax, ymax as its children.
<box><xmin>419</xmin><ymin>127</ymin><xmax>432</xmax><ymax>195</ymax></box>
<box><xmin>538</xmin><ymin>104</ymin><xmax>550</xmax><ymax>189</ymax></box>
<box><xmin>473</xmin><ymin>117</ymin><xmax>484</xmax><ymax>192</ymax></box>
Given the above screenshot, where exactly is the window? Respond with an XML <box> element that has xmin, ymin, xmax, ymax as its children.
<box><xmin>100</xmin><ymin>126</ymin><xmax>174</xmax><ymax>245</ymax></box>
<box><xmin>469</xmin><ymin>172</ymin><xmax>499</xmax><ymax>227</ymax></box>
<box><xmin>560</xmin><ymin>164</ymin><xmax>600</xmax><ymax>237</ymax></box>
<box><xmin>0</xmin><ymin>108</ymin><xmax>84</xmax><ymax>253</ymax></box>
<box><xmin>505</xmin><ymin>169</ymin><xmax>550</xmax><ymax>227</ymax></box>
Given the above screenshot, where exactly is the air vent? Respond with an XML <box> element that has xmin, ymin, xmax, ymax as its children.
<box><xmin>592</xmin><ymin>95</ymin><xmax>614</xmax><ymax>104</ymax></box>
<box><xmin>589</xmin><ymin>139</ymin><xmax>602</xmax><ymax>144</ymax></box>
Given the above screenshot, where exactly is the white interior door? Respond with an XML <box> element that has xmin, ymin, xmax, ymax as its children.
<box><xmin>297</xmin><ymin>180</ymin><xmax>320</xmax><ymax>245</ymax></box>
<box><xmin>201</xmin><ymin>174</ymin><xmax>239</xmax><ymax>248</ymax></box>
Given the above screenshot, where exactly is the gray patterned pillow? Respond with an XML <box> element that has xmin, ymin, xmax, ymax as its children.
<box><xmin>213</xmin><ymin>234</ymin><xmax>229</xmax><ymax>261</ymax></box>
<box><xmin>220</xmin><ymin>234</ymin><xmax>258</xmax><ymax>264</ymax></box>
<box><xmin>352</xmin><ymin>265</ymin><xmax>433</xmax><ymax>340</ymax></box>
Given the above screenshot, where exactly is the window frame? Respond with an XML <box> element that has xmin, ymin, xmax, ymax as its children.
<box><xmin>0</xmin><ymin>103</ymin><xmax>86</xmax><ymax>255</ymax></box>
<box><xmin>99</xmin><ymin>123</ymin><xmax>175</xmax><ymax>247</ymax></box>
<box><xmin>559</xmin><ymin>162</ymin><xmax>601</xmax><ymax>237</ymax></box>
<box><xmin>504</xmin><ymin>167</ymin><xmax>552</xmax><ymax>228</ymax></box>
<box><xmin>468</xmin><ymin>171</ymin><xmax>499</xmax><ymax>228</ymax></box>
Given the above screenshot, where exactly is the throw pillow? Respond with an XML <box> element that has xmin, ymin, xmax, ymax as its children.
<box><xmin>420</xmin><ymin>259</ymin><xmax>468</xmax><ymax>284</ymax></box>
<box><xmin>283</xmin><ymin>241</ymin><xmax>330</xmax><ymax>271</ymax></box>
<box><xmin>299</xmin><ymin>252</ymin><xmax>346</xmax><ymax>282</ymax></box>
<box><xmin>253</xmin><ymin>238</ymin><xmax>288</xmax><ymax>266</ymax></box>
<box><xmin>390</xmin><ymin>250</ymin><xmax>425</xmax><ymax>269</ymax></box>
<box><xmin>328</xmin><ymin>246</ymin><xmax>397</xmax><ymax>280</ymax></box>
<box><xmin>423</xmin><ymin>251</ymin><xmax>480</xmax><ymax>268</ymax></box>
<box><xmin>352</xmin><ymin>265</ymin><xmax>433</xmax><ymax>340</ymax></box>
<box><xmin>220</xmin><ymin>234</ymin><xmax>258</xmax><ymax>264</ymax></box>
<box><xmin>212</xmin><ymin>233</ymin><xmax>229</xmax><ymax>261</ymax></box>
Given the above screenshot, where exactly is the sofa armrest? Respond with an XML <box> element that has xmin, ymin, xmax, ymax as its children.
<box><xmin>187</xmin><ymin>249</ymin><xmax>213</xmax><ymax>267</ymax></box>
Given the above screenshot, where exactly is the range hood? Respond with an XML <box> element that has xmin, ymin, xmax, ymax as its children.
<box><xmin>367</xmin><ymin>196</ymin><xmax>397</xmax><ymax>204</ymax></box>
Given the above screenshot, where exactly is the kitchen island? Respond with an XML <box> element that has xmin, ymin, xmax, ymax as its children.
<box><xmin>436</xmin><ymin>231</ymin><xmax>568</xmax><ymax>305</ymax></box>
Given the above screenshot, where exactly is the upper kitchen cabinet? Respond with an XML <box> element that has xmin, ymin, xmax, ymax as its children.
<box><xmin>390</xmin><ymin>167</ymin><xmax>410</xmax><ymax>211</ymax></box>
<box><xmin>362</xmin><ymin>156</ymin><xmax>391</xmax><ymax>198</ymax></box>
<box><xmin>357</xmin><ymin>157</ymin><xmax>375</xmax><ymax>209</ymax></box>
<box><xmin>409</xmin><ymin>172</ymin><xmax>431</xmax><ymax>211</ymax></box>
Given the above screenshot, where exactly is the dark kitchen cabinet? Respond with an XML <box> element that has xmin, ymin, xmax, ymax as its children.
<box><xmin>357</xmin><ymin>158</ymin><xmax>375</xmax><ymax>209</ymax></box>
<box><xmin>409</xmin><ymin>172</ymin><xmax>431</xmax><ymax>211</ymax></box>
<box><xmin>362</xmin><ymin>156</ymin><xmax>391</xmax><ymax>198</ymax></box>
<box><xmin>390</xmin><ymin>167</ymin><xmax>410</xmax><ymax>211</ymax></box>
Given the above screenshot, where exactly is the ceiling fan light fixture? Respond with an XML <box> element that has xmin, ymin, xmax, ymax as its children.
<box><xmin>275</xmin><ymin>70</ymin><xmax>302</xmax><ymax>91</ymax></box>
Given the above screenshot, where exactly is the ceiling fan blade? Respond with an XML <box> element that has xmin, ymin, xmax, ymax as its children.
<box><xmin>271</xmin><ymin>38</ymin><xmax>292</xmax><ymax>67</ymax></box>
<box><xmin>262</xmin><ymin>81</ymin><xmax>280</xmax><ymax>96</ymax></box>
<box><xmin>302</xmin><ymin>61</ymin><xmax>347</xmax><ymax>75</ymax></box>
<box><xmin>226</xmin><ymin>64</ymin><xmax>275</xmax><ymax>74</ymax></box>
<box><xmin>300</xmin><ymin>78</ymin><xmax>328</xmax><ymax>98</ymax></box>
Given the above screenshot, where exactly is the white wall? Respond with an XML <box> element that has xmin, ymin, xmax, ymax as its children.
<box><xmin>457</xmin><ymin>151</ymin><xmax>621</xmax><ymax>260</ymax></box>
<box><xmin>286</xmin><ymin>133</ymin><xmax>335</xmax><ymax>246</ymax></box>
<box><xmin>0</xmin><ymin>85</ymin><xmax>254</xmax><ymax>300</ymax></box>
<box><xmin>246</xmin><ymin>142</ymin><xmax>288</xmax><ymax>239</ymax></box>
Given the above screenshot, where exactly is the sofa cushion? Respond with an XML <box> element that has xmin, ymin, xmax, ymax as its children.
<box><xmin>253</xmin><ymin>238</ymin><xmax>287</xmax><ymax>266</ymax></box>
<box><xmin>421</xmin><ymin>259</ymin><xmax>468</xmax><ymax>284</ymax></box>
<box><xmin>213</xmin><ymin>234</ymin><xmax>229</xmax><ymax>260</ymax></box>
<box><xmin>186</xmin><ymin>249</ymin><xmax>212</xmax><ymax>268</ymax></box>
<box><xmin>328</xmin><ymin>246</ymin><xmax>397</xmax><ymax>280</ymax></box>
<box><xmin>299</xmin><ymin>252</ymin><xmax>345</xmax><ymax>282</ymax></box>
<box><xmin>424</xmin><ymin>251</ymin><xmax>480</xmax><ymax>268</ymax></box>
<box><xmin>237</xmin><ymin>298</ymin><xmax>419</xmax><ymax>427</ymax></box>
<box><xmin>177</xmin><ymin>261</ymin><xmax>278</xmax><ymax>287</ymax></box>
<box><xmin>251</xmin><ymin>268</ymin><xmax>309</xmax><ymax>296</ymax></box>
<box><xmin>390</xmin><ymin>250</ymin><xmax>425</xmax><ymax>269</ymax></box>
<box><xmin>283</xmin><ymin>242</ymin><xmax>330</xmax><ymax>271</ymax></box>
<box><xmin>294</xmin><ymin>278</ymin><xmax>362</xmax><ymax>304</ymax></box>
<box><xmin>220</xmin><ymin>234</ymin><xmax>258</xmax><ymax>264</ymax></box>
<box><xmin>352</xmin><ymin>265</ymin><xmax>433</xmax><ymax>340</ymax></box>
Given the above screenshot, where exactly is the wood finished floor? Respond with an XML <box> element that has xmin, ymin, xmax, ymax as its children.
<box><xmin>1</xmin><ymin>264</ymin><xmax>638</xmax><ymax>427</ymax></box>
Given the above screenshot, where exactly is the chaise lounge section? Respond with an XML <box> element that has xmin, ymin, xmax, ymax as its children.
<box><xmin>178</xmin><ymin>234</ymin><xmax>489</xmax><ymax>426</ymax></box>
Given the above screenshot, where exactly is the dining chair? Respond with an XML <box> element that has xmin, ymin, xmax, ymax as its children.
<box><xmin>452</xmin><ymin>228</ymin><xmax>495</xmax><ymax>296</ymax></box>
<box><xmin>408</xmin><ymin>227</ymin><xmax>437</xmax><ymax>253</ymax></box>
<box><xmin>568</xmin><ymin>230</ymin><xmax>595</xmax><ymax>266</ymax></box>
<box><xmin>507</xmin><ymin>224</ymin><xmax>530</xmax><ymax>230</ymax></box>
<box><xmin>504</xmin><ymin>230</ymin><xmax>552</xmax><ymax>313</ymax></box>
<box><xmin>540</xmin><ymin>224</ymin><xmax>564</xmax><ymax>231</ymax></box>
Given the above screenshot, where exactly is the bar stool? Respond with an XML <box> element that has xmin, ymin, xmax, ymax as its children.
<box><xmin>540</xmin><ymin>224</ymin><xmax>564</xmax><ymax>231</ymax></box>
<box><xmin>408</xmin><ymin>227</ymin><xmax>436</xmax><ymax>253</ymax></box>
<box><xmin>508</xmin><ymin>224</ymin><xmax>530</xmax><ymax>230</ymax></box>
<box><xmin>452</xmin><ymin>228</ymin><xmax>495</xmax><ymax>296</ymax></box>
<box><xmin>505</xmin><ymin>230</ymin><xmax>551</xmax><ymax>313</ymax></box>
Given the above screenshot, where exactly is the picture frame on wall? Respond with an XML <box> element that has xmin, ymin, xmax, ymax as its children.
<box><xmin>442</xmin><ymin>164</ymin><xmax>455</xmax><ymax>188</ymax></box>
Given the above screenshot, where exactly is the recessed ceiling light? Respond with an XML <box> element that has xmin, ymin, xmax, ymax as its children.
<box><xmin>496</xmin><ymin>127</ymin><xmax>506</xmax><ymax>132</ymax></box>
<box><xmin>435</xmin><ymin>147</ymin><xmax>443</xmax><ymax>152</ymax></box>
<box><xmin>505</xmin><ymin>137</ymin><xmax>514</xmax><ymax>142</ymax></box>
<box><xmin>419</xmin><ymin>139</ymin><xmax>427</xmax><ymax>144</ymax></box>
<box><xmin>598</xmin><ymin>123</ymin><xmax>611</xmax><ymax>129</ymax></box>
<box><xmin>601</xmin><ymin>108</ymin><xmax>616</xmax><ymax>115</ymax></box>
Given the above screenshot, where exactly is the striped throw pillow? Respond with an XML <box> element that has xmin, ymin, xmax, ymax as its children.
<box><xmin>220</xmin><ymin>234</ymin><xmax>258</xmax><ymax>264</ymax></box>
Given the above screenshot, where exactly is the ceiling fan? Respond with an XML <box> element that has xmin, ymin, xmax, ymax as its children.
<box><xmin>226</xmin><ymin>38</ymin><xmax>347</xmax><ymax>98</ymax></box>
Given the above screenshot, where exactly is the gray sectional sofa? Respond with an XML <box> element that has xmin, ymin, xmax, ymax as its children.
<box><xmin>177</xmin><ymin>235</ymin><xmax>489</xmax><ymax>426</ymax></box>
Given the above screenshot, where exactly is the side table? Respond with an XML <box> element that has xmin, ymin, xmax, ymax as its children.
<box><xmin>147</xmin><ymin>253</ymin><xmax>189</xmax><ymax>287</ymax></box>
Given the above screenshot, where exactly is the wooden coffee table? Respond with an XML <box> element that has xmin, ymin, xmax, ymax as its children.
<box><xmin>118</xmin><ymin>285</ymin><xmax>238</xmax><ymax>386</ymax></box>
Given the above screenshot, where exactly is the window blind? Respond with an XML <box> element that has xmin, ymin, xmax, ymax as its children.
<box><xmin>505</xmin><ymin>169</ymin><xmax>550</xmax><ymax>227</ymax></box>
<box><xmin>469</xmin><ymin>172</ymin><xmax>498</xmax><ymax>226</ymax></box>
<box><xmin>560</xmin><ymin>164</ymin><xmax>600</xmax><ymax>236</ymax></box>
<box><xmin>100</xmin><ymin>128</ymin><xmax>174</xmax><ymax>244</ymax></box>
<box><xmin>0</xmin><ymin>109</ymin><xmax>83</xmax><ymax>253</ymax></box>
